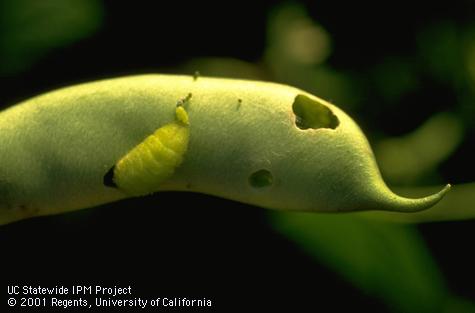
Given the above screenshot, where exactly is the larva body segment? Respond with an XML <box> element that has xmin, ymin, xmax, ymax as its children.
<box><xmin>113</xmin><ymin>106</ymin><xmax>190</xmax><ymax>196</ymax></box>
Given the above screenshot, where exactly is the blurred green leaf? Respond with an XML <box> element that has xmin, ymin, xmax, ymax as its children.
<box><xmin>264</xmin><ymin>3</ymin><xmax>356</xmax><ymax>108</ymax></box>
<box><xmin>266</xmin><ymin>3</ymin><xmax>331</xmax><ymax>66</ymax></box>
<box><xmin>375</xmin><ymin>112</ymin><xmax>463</xmax><ymax>184</ymax></box>
<box><xmin>370</xmin><ymin>57</ymin><xmax>420</xmax><ymax>103</ymax></box>
<box><xmin>0</xmin><ymin>0</ymin><xmax>103</xmax><ymax>74</ymax></box>
<box><xmin>417</xmin><ymin>22</ymin><xmax>464</xmax><ymax>86</ymax></box>
<box><xmin>269</xmin><ymin>211</ymin><xmax>474</xmax><ymax>313</ymax></box>
<box><xmin>467</xmin><ymin>33</ymin><xmax>475</xmax><ymax>85</ymax></box>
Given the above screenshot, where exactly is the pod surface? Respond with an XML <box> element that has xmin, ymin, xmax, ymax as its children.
<box><xmin>0</xmin><ymin>75</ymin><xmax>449</xmax><ymax>225</ymax></box>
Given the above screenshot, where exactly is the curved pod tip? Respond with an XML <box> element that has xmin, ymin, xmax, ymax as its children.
<box><xmin>380</xmin><ymin>183</ymin><xmax>451</xmax><ymax>213</ymax></box>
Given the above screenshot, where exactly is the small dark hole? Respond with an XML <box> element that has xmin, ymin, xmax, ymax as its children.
<box><xmin>249</xmin><ymin>169</ymin><xmax>273</xmax><ymax>188</ymax></box>
<box><xmin>103</xmin><ymin>166</ymin><xmax>117</xmax><ymax>188</ymax></box>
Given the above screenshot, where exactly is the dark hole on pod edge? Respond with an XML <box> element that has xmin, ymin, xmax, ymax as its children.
<box><xmin>103</xmin><ymin>166</ymin><xmax>117</xmax><ymax>188</ymax></box>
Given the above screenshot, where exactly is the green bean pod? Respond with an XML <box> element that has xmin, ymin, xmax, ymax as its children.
<box><xmin>0</xmin><ymin>75</ymin><xmax>450</xmax><ymax>225</ymax></box>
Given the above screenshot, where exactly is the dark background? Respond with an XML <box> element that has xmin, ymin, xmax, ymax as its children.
<box><xmin>1</xmin><ymin>1</ymin><xmax>474</xmax><ymax>312</ymax></box>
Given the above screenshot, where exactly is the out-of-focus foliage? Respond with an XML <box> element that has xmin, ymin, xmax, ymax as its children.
<box><xmin>266</xmin><ymin>4</ymin><xmax>331</xmax><ymax>66</ymax></box>
<box><xmin>270</xmin><ymin>211</ymin><xmax>475</xmax><ymax>313</ymax></box>
<box><xmin>1</xmin><ymin>1</ymin><xmax>473</xmax><ymax>312</ymax></box>
<box><xmin>417</xmin><ymin>21</ymin><xmax>475</xmax><ymax>132</ymax></box>
<box><xmin>467</xmin><ymin>34</ymin><xmax>475</xmax><ymax>86</ymax></box>
<box><xmin>264</xmin><ymin>3</ymin><xmax>357</xmax><ymax>108</ymax></box>
<box><xmin>0</xmin><ymin>0</ymin><xmax>103</xmax><ymax>75</ymax></box>
<box><xmin>375</xmin><ymin>112</ymin><xmax>463</xmax><ymax>184</ymax></box>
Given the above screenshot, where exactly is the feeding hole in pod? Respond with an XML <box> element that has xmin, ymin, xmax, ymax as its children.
<box><xmin>103</xmin><ymin>166</ymin><xmax>117</xmax><ymax>188</ymax></box>
<box><xmin>249</xmin><ymin>169</ymin><xmax>273</xmax><ymax>188</ymax></box>
<box><xmin>292</xmin><ymin>94</ymin><xmax>339</xmax><ymax>130</ymax></box>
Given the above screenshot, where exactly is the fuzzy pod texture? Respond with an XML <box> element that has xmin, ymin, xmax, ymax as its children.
<box><xmin>0</xmin><ymin>75</ymin><xmax>450</xmax><ymax>225</ymax></box>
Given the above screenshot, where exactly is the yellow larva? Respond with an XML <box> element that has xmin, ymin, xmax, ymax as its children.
<box><xmin>112</xmin><ymin>106</ymin><xmax>190</xmax><ymax>196</ymax></box>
